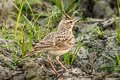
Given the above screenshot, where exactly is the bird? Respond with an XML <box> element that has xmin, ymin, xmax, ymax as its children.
<box><xmin>24</xmin><ymin>12</ymin><xmax>79</xmax><ymax>73</ymax></box>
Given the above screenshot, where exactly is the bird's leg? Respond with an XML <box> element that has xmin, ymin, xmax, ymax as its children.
<box><xmin>48</xmin><ymin>56</ymin><xmax>64</xmax><ymax>73</ymax></box>
<box><xmin>56</xmin><ymin>56</ymin><xmax>67</xmax><ymax>71</ymax></box>
<box><xmin>48</xmin><ymin>55</ymin><xmax>58</xmax><ymax>73</ymax></box>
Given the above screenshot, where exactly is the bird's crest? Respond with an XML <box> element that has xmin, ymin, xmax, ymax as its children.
<box><xmin>62</xmin><ymin>11</ymin><xmax>73</xmax><ymax>19</ymax></box>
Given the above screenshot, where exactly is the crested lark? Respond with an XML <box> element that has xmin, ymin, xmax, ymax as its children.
<box><xmin>24</xmin><ymin>12</ymin><xmax>79</xmax><ymax>73</ymax></box>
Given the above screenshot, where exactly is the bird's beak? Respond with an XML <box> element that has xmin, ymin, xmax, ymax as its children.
<box><xmin>73</xmin><ymin>17</ymin><xmax>80</xmax><ymax>23</ymax></box>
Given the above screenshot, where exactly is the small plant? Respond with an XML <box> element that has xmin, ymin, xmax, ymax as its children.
<box><xmin>64</xmin><ymin>43</ymin><xmax>82</xmax><ymax>65</ymax></box>
<box><xmin>64</xmin><ymin>33</ymin><xmax>84</xmax><ymax>65</ymax></box>
<box><xmin>117</xmin><ymin>28</ymin><xmax>120</xmax><ymax>45</ymax></box>
<box><xmin>116</xmin><ymin>0</ymin><xmax>120</xmax><ymax>45</ymax></box>
<box><xmin>117</xmin><ymin>0</ymin><xmax>120</xmax><ymax>16</ymax></box>
<box><xmin>0</xmin><ymin>0</ymin><xmax>82</xmax><ymax>67</ymax></box>
<box><xmin>114</xmin><ymin>16</ymin><xmax>120</xmax><ymax>45</ymax></box>
<box><xmin>89</xmin><ymin>26</ymin><xmax>104</xmax><ymax>37</ymax></box>
<box><xmin>100</xmin><ymin>52</ymin><xmax>120</xmax><ymax>72</ymax></box>
<box><xmin>15</xmin><ymin>2</ymin><xmax>23</xmax><ymax>37</ymax></box>
<box><xmin>12</xmin><ymin>0</ymin><xmax>58</xmax><ymax>60</ymax></box>
<box><xmin>95</xmin><ymin>27</ymin><xmax>104</xmax><ymax>36</ymax></box>
<box><xmin>115</xmin><ymin>0</ymin><xmax>120</xmax><ymax>45</ymax></box>
<box><xmin>48</xmin><ymin>0</ymin><xmax>81</xmax><ymax>16</ymax></box>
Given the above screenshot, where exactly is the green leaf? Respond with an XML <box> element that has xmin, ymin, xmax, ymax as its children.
<box><xmin>116</xmin><ymin>52</ymin><xmax>120</xmax><ymax>65</ymax></box>
<box><xmin>56</xmin><ymin>0</ymin><xmax>63</xmax><ymax>11</ymax></box>
<box><xmin>12</xmin><ymin>47</ymin><xmax>17</xmax><ymax>63</ymax></box>
<box><xmin>64</xmin><ymin>0</ymin><xmax>69</xmax><ymax>11</ymax></box>
<box><xmin>67</xmin><ymin>51</ymin><xmax>71</xmax><ymax>65</ymax></box>
<box><xmin>103</xmin><ymin>55</ymin><xmax>116</xmax><ymax>65</ymax></box>
<box><xmin>15</xmin><ymin>3</ymin><xmax>23</xmax><ymax>37</ymax></box>
<box><xmin>99</xmin><ymin>66</ymin><xmax>114</xmax><ymax>70</ymax></box>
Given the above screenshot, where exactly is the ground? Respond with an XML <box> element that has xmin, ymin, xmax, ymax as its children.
<box><xmin>0</xmin><ymin>0</ymin><xmax>120</xmax><ymax>80</ymax></box>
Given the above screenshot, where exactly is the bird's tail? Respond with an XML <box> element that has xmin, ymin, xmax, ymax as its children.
<box><xmin>23</xmin><ymin>48</ymin><xmax>43</xmax><ymax>58</ymax></box>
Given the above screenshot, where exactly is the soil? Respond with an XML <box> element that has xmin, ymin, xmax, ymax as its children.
<box><xmin>0</xmin><ymin>0</ymin><xmax>120</xmax><ymax>80</ymax></box>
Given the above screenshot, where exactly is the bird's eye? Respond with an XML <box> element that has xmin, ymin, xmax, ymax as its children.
<box><xmin>69</xmin><ymin>21</ymin><xmax>72</xmax><ymax>24</ymax></box>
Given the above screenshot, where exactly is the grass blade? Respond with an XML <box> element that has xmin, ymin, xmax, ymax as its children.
<box><xmin>56</xmin><ymin>0</ymin><xmax>63</xmax><ymax>11</ymax></box>
<box><xmin>64</xmin><ymin>0</ymin><xmax>69</xmax><ymax>11</ymax></box>
<box><xmin>116</xmin><ymin>52</ymin><xmax>120</xmax><ymax>65</ymax></box>
<box><xmin>15</xmin><ymin>3</ymin><xmax>23</xmax><ymax>37</ymax></box>
<box><xmin>25</xmin><ymin>0</ymin><xmax>35</xmax><ymax>19</ymax></box>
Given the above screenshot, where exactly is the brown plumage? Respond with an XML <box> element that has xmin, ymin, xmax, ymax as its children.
<box><xmin>24</xmin><ymin>12</ymin><xmax>79</xmax><ymax>73</ymax></box>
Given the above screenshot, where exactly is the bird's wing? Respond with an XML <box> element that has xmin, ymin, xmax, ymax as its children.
<box><xmin>54</xmin><ymin>31</ymin><xmax>75</xmax><ymax>50</ymax></box>
<box><xmin>24</xmin><ymin>32</ymin><xmax>57</xmax><ymax>57</ymax></box>
<box><xmin>34</xmin><ymin>31</ymin><xmax>75</xmax><ymax>51</ymax></box>
<box><xmin>24</xmin><ymin>31</ymin><xmax>75</xmax><ymax>58</ymax></box>
<box><xmin>34</xmin><ymin>32</ymin><xmax>56</xmax><ymax>49</ymax></box>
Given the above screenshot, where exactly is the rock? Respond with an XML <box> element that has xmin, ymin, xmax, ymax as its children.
<box><xmin>23</xmin><ymin>60</ymin><xmax>49</xmax><ymax>80</ymax></box>
<box><xmin>0</xmin><ymin>66</ymin><xmax>12</xmax><ymax>80</ymax></box>
<box><xmin>13</xmin><ymin>74</ymin><xmax>25</xmax><ymax>80</ymax></box>
<box><xmin>93</xmin><ymin>0</ymin><xmax>113</xmax><ymax>18</ymax></box>
<box><xmin>0</xmin><ymin>0</ymin><xmax>13</xmax><ymax>25</ymax></box>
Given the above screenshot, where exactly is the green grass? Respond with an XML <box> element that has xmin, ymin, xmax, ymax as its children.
<box><xmin>12</xmin><ymin>0</ymin><xmax>62</xmax><ymax>61</ymax></box>
<box><xmin>117</xmin><ymin>28</ymin><xmax>120</xmax><ymax>45</ymax></box>
<box><xmin>0</xmin><ymin>0</ymin><xmax>119</xmax><ymax>75</ymax></box>
<box><xmin>117</xmin><ymin>0</ymin><xmax>120</xmax><ymax>16</ymax></box>
<box><xmin>100</xmin><ymin>52</ymin><xmax>120</xmax><ymax>72</ymax></box>
<box><xmin>0</xmin><ymin>29</ymin><xmax>14</xmax><ymax>40</ymax></box>
<box><xmin>15</xmin><ymin>2</ymin><xmax>23</xmax><ymax>37</ymax></box>
<box><xmin>48</xmin><ymin>0</ymin><xmax>81</xmax><ymax>16</ymax></box>
<box><xmin>114</xmin><ymin>16</ymin><xmax>120</xmax><ymax>45</ymax></box>
<box><xmin>98</xmin><ymin>0</ymin><xmax>120</xmax><ymax>73</ymax></box>
<box><xmin>64</xmin><ymin>33</ymin><xmax>84</xmax><ymax>65</ymax></box>
<box><xmin>114</xmin><ymin>0</ymin><xmax>120</xmax><ymax>45</ymax></box>
<box><xmin>88</xmin><ymin>26</ymin><xmax>104</xmax><ymax>37</ymax></box>
<box><xmin>12</xmin><ymin>1</ymin><xmax>43</xmax><ymax>60</ymax></box>
<box><xmin>115</xmin><ymin>0</ymin><xmax>120</xmax><ymax>45</ymax></box>
<box><xmin>0</xmin><ymin>0</ymin><xmax>83</xmax><ymax>67</ymax></box>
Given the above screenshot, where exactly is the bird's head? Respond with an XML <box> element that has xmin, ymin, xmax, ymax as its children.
<box><xmin>58</xmin><ymin>12</ymin><xmax>79</xmax><ymax>31</ymax></box>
